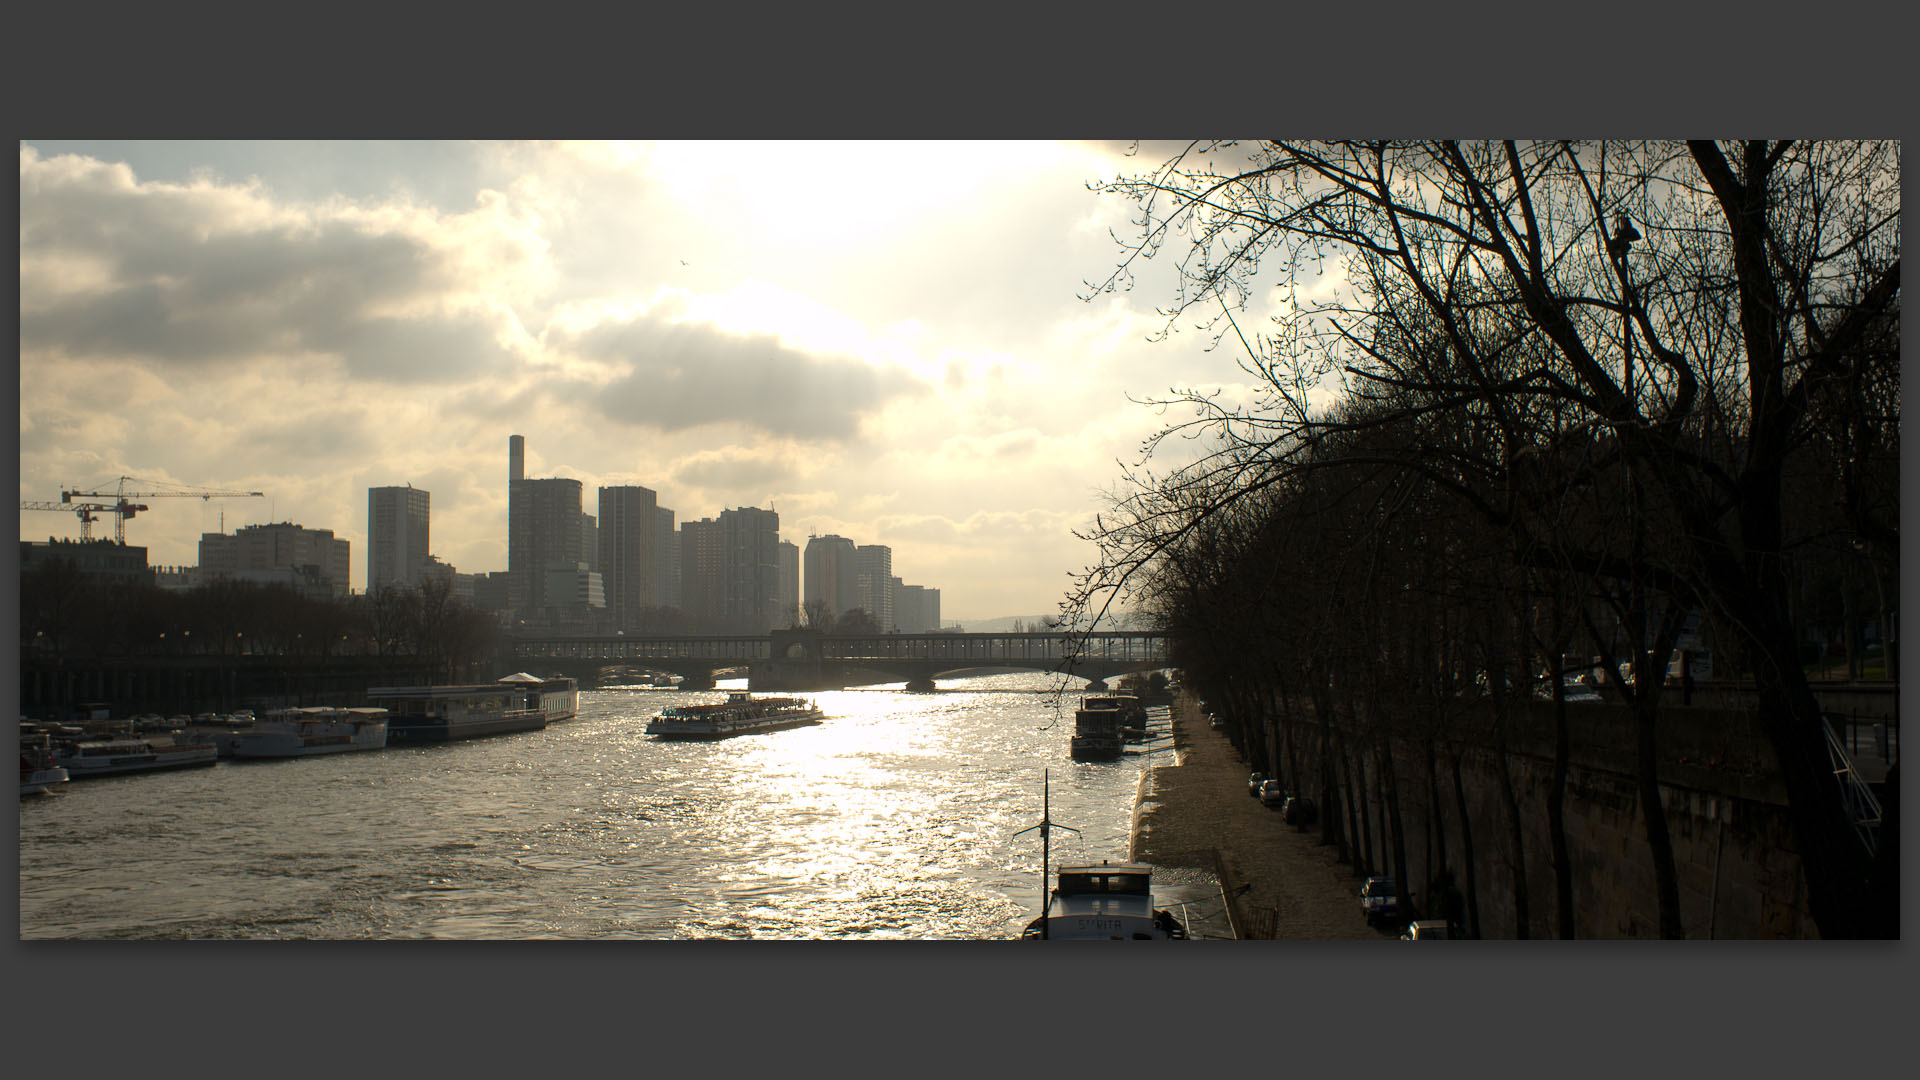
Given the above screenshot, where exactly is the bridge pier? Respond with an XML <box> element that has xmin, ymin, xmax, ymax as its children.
<box><xmin>905</xmin><ymin>676</ymin><xmax>936</xmax><ymax>693</ymax></box>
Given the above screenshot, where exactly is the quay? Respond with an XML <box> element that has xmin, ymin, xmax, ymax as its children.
<box><xmin>1128</xmin><ymin>694</ymin><xmax>1388</xmax><ymax>941</ymax></box>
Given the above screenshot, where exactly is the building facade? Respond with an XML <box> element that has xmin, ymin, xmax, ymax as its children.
<box><xmin>367</xmin><ymin>485</ymin><xmax>431</xmax><ymax>594</ymax></box>
<box><xmin>679</xmin><ymin>517</ymin><xmax>725</xmax><ymax>628</ymax></box>
<box><xmin>199</xmin><ymin>522</ymin><xmax>350</xmax><ymax>597</ymax></box>
<box><xmin>598</xmin><ymin>485</ymin><xmax>659</xmax><ymax>632</ymax></box>
<box><xmin>854</xmin><ymin>544</ymin><xmax>894</xmax><ymax>631</ymax></box>
<box><xmin>895</xmin><ymin>582</ymin><xmax>941</xmax><ymax>633</ymax></box>
<box><xmin>778</xmin><ymin>540</ymin><xmax>799</xmax><ymax>629</ymax></box>
<box><xmin>20</xmin><ymin>539</ymin><xmax>153</xmax><ymax>588</ymax></box>
<box><xmin>802</xmin><ymin>534</ymin><xmax>860</xmax><ymax>625</ymax></box>
<box><xmin>656</xmin><ymin>506</ymin><xmax>679</xmax><ymax>612</ymax></box>
<box><xmin>720</xmin><ymin>506</ymin><xmax>781</xmax><ymax>632</ymax></box>
<box><xmin>508</xmin><ymin>476</ymin><xmax>584</xmax><ymax>621</ymax></box>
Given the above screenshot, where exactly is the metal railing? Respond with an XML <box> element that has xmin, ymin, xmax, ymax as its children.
<box><xmin>1823</xmin><ymin>715</ymin><xmax>1884</xmax><ymax>857</ymax></box>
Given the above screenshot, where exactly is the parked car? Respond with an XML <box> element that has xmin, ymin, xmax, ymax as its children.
<box><xmin>1360</xmin><ymin>876</ymin><xmax>1400</xmax><ymax>928</ymax></box>
<box><xmin>1259</xmin><ymin>779</ymin><xmax>1287</xmax><ymax>808</ymax></box>
<box><xmin>1401</xmin><ymin>919</ymin><xmax>1449</xmax><ymax>940</ymax></box>
<box><xmin>1282</xmin><ymin>796</ymin><xmax>1318</xmax><ymax>826</ymax></box>
<box><xmin>1248</xmin><ymin>772</ymin><xmax>1270</xmax><ymax>796</ymax></box>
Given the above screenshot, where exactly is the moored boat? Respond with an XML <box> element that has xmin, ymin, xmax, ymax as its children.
<box><xmin>228</xmin><ymin>707</ymin><xmax>389</xmax><ymax>758</ymax></box>
<box><xmin>21</xmin><ymin>733</ymin><xmax>70</xmax><ymax>795</ymax></box>
<box><xmin>644</xmin><ymin>691</ymin><xmax>824</xmax><ymax>739</ymax></box>
<box><xmin>1021</xmin><ymin>862</ymin><xmax>1189</xmax><ymax>940</ymax></box>
<box><xmin>53</xmin><ymin>734</ymin><xmax>219</xmax><ymax>778</ymax></box>
<box><xmin>1070</xmin><ymin>693</ymin><xmax>1141</xmax><ymax>761</ymax></box>
<box><xmin>365</xmin><ymin>674</ymin><xmax>576</xmax><ymax>743</ymax></box>
<box><xmin>179</xmin><ymin>713</ymin><xmax>257</xmax><ymax>758</ymax></box>
<box><xmin>1013</xmin><ymin>770</ymin><xmax>1188</xmax><ymax>940</ymax></box>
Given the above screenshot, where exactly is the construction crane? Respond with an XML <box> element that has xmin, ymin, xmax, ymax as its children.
<box><xmin>21</xmin><ymin>500</ymin><xmax>148</xmax><ymax>542</ymax></box>
<box><xmin>58</xmin><ymin>476</ymin><xmax>266</xmax><ymax>545</ymax></box>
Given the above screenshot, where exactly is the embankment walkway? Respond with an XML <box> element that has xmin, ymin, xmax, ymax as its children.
<box><xmin>1130</xmin><ymin>693</ymin><xmax>1385</xmax><ymax>941</ymax></box>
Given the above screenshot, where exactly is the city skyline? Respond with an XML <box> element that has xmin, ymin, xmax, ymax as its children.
<box><xmin>17</xmin><ymin>140</ymin><xmax>1248</xmax><ymax>622</ymax></box>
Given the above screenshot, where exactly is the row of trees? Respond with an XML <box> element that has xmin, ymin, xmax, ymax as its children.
<box><xmin>21</xmin><ymin>562</ymin><xmax>504</xmax><ymax>683</ymax></box>
<box><xmin>1064</xmin><ymin>141</ymin><xmax>1898</xmax><ymax>938</ymax></box>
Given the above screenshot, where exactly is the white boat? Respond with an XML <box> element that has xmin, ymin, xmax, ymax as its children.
<box><xmin>228</xmin><ymin>707</ymin><xmax>389</xmax><ymax>758</ymax></box>
<box><xmin>644</xmin><ymin>691</ymin><xmax>824</xmax><ymax>739</ymax></box>
<box><xmin>54</xmin><ymin>734</ymin><xmax>219</xmax><ymax>778</ymax></box>
<box><xmin>1015</xmin><ymin>771</ymin><xmax>1186</xmax><ymax>940</ymax></box>
<box><xmin>1021</xmin><ymin>862</ymin><xmax>1189</xmax><ymax>940</ymax></box>
<box><xmin>20</xmin><ymin>733</ymin><xmax>70</xmax><ymax>795</ymax></box>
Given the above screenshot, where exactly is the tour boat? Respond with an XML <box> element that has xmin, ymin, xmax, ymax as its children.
<box><xmin>20</xmin><ymin>733</ymin><xmax>70</xmax><ymax>795</ymax></box>
<box><xmin>644</xmin><ymin>691</ymin><xmax>824</xmax><ymax>739</ymax></box>
<box><xmin>228</xmin><ymin>707</ymin><xmax>389</xmax><ymax>758</ymax></box>
<box><xmin>53</xmin><ymin>734</ymin><xmax>219</xmax><ymax>778</ymax></box>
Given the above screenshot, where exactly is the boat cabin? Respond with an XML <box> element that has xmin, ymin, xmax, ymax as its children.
<box><xmin>1056</xmin><ymin>865</ymin><xmax>1153</xmax><ymax>897</ymax></box>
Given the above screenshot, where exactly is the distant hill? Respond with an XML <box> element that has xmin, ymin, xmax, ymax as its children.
<box><xmin>948</xmin><ymin>615</ymin><xmax>1053</xmax><ymax>634</ymax></box>
<box><xmin>952</xmin><ymin>614</ymin><xmax>1141</xmax><ymax>633</ymax></box>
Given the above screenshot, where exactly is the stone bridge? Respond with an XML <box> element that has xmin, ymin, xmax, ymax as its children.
<box><xmin>503</xmin><ymin>629</ymin><xmax>1169</xmax><ymax>691</ymax></box>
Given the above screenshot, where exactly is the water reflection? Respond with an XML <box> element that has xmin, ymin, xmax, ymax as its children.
<box><xmin>19</xmin><ymin>671</ymin><xmax>1153</xmax><ymax>939</ymax></box>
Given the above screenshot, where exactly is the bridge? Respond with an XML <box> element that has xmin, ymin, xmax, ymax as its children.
<box><xmin>504</xmin><ymin>629</ymin><xmax>1170</xmax><ymax>691</ymax></box>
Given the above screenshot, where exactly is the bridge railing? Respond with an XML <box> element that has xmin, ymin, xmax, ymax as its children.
<box><xmin>507</xmin><ymin>630</ymin><xmax>1167</xmax><ymax>666</ymax></box>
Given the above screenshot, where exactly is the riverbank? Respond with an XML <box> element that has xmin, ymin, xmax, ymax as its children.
<box><xmin>1130</xmin><ymin>692</ymin><xmax>1383</xmax><ymax>940</ymax></box>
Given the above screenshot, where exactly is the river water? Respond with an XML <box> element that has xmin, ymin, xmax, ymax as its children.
<box><xmin>19</xmin><ymin>672</ymin><xmax>1199</xmax><ymax>940</ymax></box>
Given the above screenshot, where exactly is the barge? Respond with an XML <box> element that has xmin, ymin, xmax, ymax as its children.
<box><xmin>229</xmin><ymin>707</ymin><xmax>390</xmax><ymax>758</ymax></box>
<box><xmin>366</xmin><ymin>674</ymin><xmax>578</xmax><ymax>743</ymax></box>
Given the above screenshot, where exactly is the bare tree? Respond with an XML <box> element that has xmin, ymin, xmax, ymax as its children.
<box><xmin>1076</xmin><ymin>140</ymin><xmax>1899</xmax><ymax>938</ymax></box>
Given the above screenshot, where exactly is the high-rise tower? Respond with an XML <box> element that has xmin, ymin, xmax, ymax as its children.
<box><xmin>367</xmin><ymin>485</ymin><xmax>430</xmax><ymax>593</ymax></box>
<box><xmin>598</xmin><ymin>485</ymin><xmax>659</xmax><ymax>632</ymax></box>
<box><xmin>720</xmin><ymin>506</ymin><xmax>781</xmax><ymax>632</ymax></box>
<box><xmin>803</xmin><ymin>534</ymin><xmax>859</xmax><ymax>625</ymax></box>
<box><xmin>854</xmin><ymin>544</ymin><xmax>893</xmax><ymax>631</ymax></box>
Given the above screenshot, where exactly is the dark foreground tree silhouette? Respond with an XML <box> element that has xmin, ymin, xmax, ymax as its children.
<box><xmin>1069</xmin><ymin>140</ymin><xmax>1898</xmax><ymax>938</ymax></box>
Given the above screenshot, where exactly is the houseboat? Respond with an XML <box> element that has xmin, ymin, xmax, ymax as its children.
<box><xmin>1070</xmin><ymin>694</ymin><xmax>1142</xmax><ymax>761</ymax></box>
<box><xmin>366</xmin><ymin>674</ymin><xmax>578</xmax><ymax>743</ymax></box>
<box><xmin>228</xmin><ymin>707</ymin><xmax>390</xmax><ymax>758</ymax></box>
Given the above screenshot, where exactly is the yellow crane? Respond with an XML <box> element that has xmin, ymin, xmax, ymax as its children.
<box><xmin>21</xmin><ymin>500</ymin><xmax>149</xmax><ymax>542</ymax></box>
<box><xmin>57</xmin><ymin>476</ymin><xmax>266</xmax><ymax>545</ymax></box>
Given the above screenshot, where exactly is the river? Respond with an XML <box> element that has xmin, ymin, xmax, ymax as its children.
<box><xmin>18</xmin><ymin>672</ymin><xmax>1201</xmax><ymax>940</ymax></box>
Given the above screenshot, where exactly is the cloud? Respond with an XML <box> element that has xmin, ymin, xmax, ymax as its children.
<box><xmin>19</xmin><ymin>147</ymin><xmax>536</xmax><ymax>383</ymax></box>
<box><xmin>667</xmin><ymin>446</ymin><xmax>803</xmax><ymax>498</ymax></box>
<box><xmin>556</xmin><ymin>312</ymin><xmax>926</xmax><ymax>441</ymax></box>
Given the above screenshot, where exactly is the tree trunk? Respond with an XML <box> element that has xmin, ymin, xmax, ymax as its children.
<box><xmin>1548</xmin><ymin>685</ymin><xmax>1576</xmax><ymax>939</ymax></box>
<box><xmin>1494</xmin><ymin>722</ymin><xmax>1530</xmax><ymax>939</ymax></box>
<box><xmin>1635</xmin><ymin>698</ymin><xmax>1686</xmax><ymax>938</ymax></box>
<box><xmin>1426</xmin><ymin>738</ymin><xmax>1449</xmax><ymax>916</ymax></box>
<box><xmin>1381</xmin><ymin>739</ymin><xmax>1412</xmax><ymax>930</ymax></box>
<box><xmin>1448</xmin><ymin>740</ymin><xmax>1482</xmax><ymax>940</ymax></box>
<box><xmin>1353</xmin><ymin>738</ymin><xmax>1375</xmax><ymax>878</ymax></box>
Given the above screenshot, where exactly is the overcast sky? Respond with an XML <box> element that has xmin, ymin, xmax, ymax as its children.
<box><xmin>18</xmin><ymin>140</ymin><xmax>1265</xmax><ymax>623</ymax></box>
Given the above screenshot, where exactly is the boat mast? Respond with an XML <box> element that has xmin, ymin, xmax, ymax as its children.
<box><xmin>1013</xmin><ymin>768</ymin><xmax>1076</xmax><ymax>939</ymax></box>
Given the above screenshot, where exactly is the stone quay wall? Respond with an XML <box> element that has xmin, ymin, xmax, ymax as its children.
<box><xmin>1295</xmin><ymin>700</ymin><xmax>1824</xmax><ymax>939</ymax></box>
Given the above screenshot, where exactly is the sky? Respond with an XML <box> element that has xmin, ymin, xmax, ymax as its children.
<box><xmin>17</xmin><ymin>140</ymin><xmax>1268</xmax><ymax>624</ymax></box>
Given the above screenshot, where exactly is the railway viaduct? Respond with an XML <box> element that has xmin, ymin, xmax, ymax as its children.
<box><xmin>503</xmin><ymin>629</ymin><xmax>1170</xmax><ymax>691</ymax></box>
